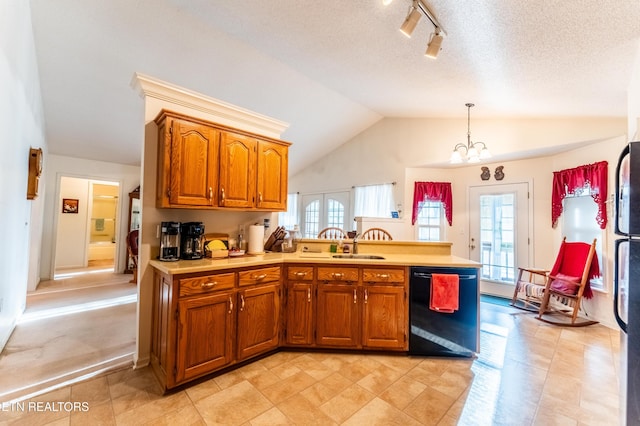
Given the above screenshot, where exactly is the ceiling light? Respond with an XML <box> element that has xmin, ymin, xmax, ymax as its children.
<box><xmin>382</xmin><ymin>0</ymin><xmax>394</xmax><ymax>5</ymax></box>
<box><xmin>425</xmin><ymin>28</ymin><xmax>443</xmax><ymax>58</ymax></box>
<box><xmin>450</xmin><ymin>103</ymin><xmax>491</xmax><ymax>164</ymax></box>
<box><xmin>400</xmin><ymin>1</ymin><xmax>422</xmax><ymax>38</ymax></box>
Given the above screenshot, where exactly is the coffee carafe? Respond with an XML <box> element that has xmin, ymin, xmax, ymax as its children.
<box><xmin>159</xmin><ymin>221</ymin><xmax>181</xmax><ymax>261</ymax></box>
<box><xmin>181</xmin><ymin>222</ymin><xmax>205</xmax><ymax>260</ymax></box>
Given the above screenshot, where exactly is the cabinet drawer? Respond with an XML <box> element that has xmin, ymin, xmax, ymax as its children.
<box><xmin>287</xmin><ymin>266</ymin><xmax>314</xmax><ymax>281</ymax></box>
<box><xmin>362</xmin><ymin>268</ymin><xmax>405</xmax><ymax>284</ymax></box>
<box><xmin>179</xmin><ymin>272</ymin><xmax>235</xmax><ymax>297</ymax></box>
<box><xmin>239</xmin><ymin>266</ymin><xmax>281</xmax><ymax>287</ymax></box>
<box><xmin>317</xmin><ymin>267</ymin><xmax>359</xmax><ymax>282</ymax></box>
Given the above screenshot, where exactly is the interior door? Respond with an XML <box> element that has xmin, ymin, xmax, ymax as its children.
<box><xmin>469</xmin><ymin>183</ymin><xmax>530</xmax><ymax>298</ymax></box>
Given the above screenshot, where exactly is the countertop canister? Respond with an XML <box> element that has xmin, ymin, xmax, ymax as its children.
<box><xmin>248</xmin><ymin>224</ymin><xmax>265</xmax><ymax>254</ymax></box>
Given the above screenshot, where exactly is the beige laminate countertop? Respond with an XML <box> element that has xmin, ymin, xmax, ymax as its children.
<box><xmin>149</xmin><ymin>251</ymin><xmax>480</xmax><ymax>275</ymax></box>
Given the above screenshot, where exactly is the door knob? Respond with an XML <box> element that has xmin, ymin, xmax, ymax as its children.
<box><xmin>469</xmin><ymin>238</ymin><xmax>476</xmax><ymax>250</ymax></box>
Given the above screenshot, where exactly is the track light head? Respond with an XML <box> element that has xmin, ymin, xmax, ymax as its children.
<box><xmin>425</xmin><ymin>28</ymin><xmax>443</xmax><ymax>58</ymax></box>
<box><xmin>399</xmin><ymin>3</ymin><xmax>422</xmax><ymax>38</ymax></box>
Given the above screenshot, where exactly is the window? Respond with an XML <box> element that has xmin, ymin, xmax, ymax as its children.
<box><xmin>416</xmin><ymin>201</ymin><xmax>444</xmax><ymax>241</ymax></box>
<box><xmin>353</xmin><ymin>183</ymin><xmax>395</xmax><ymax>218</ymax></box>
<box><xmin>479</xmin><ymin>193</ymin><xmax>515</xmax><ymax>284</ymax></box>
<box><xmin>278</xmin><ymin>193</ymin><xmax>299</xmax><ymax>230</ymax></box>
<box><xmin>563</xmin><ymin>187</ymin><xmax>604</xmax><ymax>291</ymax></box>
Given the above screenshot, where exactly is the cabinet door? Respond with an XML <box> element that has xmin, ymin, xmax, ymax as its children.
<box><xmin>176</xmin><ymin>292</ymin><xmax>234</xmax><ymax>383</ymax></box>
<box><xmin>316</xmin><ymin>284</ymin><xmax>360</xmax><ymax>348</ymax></box>
<box><xmin>219</xmin><ymin>131</ymin><xmax>256</xmax><ymax>208</ymax></box>
<box><xmin>237</xmin><ymin>284</ymin><xmax>280</xmax><ymax>360</ymax></box>
<box><xmin>362</xmin><ymin>285</ymin><xmax>406</xmax><ymax>350</ymax></box>
<box><xmin>285</xmin><ymin>282</ymin><xmax>314</xmax><ymax>345</ymax></box>
<box><xmin>256</xmin><ymin>141</ymin><xmax>288</xmax><ymax>210</ymax></box>
<box><xmin>169</xmin><ymin>118</ymin><xmax>219</xmax><ymax>206</ymax></box>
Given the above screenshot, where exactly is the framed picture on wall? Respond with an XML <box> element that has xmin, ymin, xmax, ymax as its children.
<box><xmin>62</xmin><ymin>198</ymin><xmax>79</xmax><ymax>214</ymax></box>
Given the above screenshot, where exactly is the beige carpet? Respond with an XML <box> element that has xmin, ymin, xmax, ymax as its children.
<box><xmin>0</xmin><ymin>272</ymin><xmax>137</xmax><ymax>402</ymax></box>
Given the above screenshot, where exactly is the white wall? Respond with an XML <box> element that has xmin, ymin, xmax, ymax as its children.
<box><xmin>40</xmin><ymin>155</ymin><xmax>140</xmax><ymax>284</ymax></box>
<box><xmin>0</xmin><ymin>0</ymin><xmax>47</xmax><ymax>350</ymax></box>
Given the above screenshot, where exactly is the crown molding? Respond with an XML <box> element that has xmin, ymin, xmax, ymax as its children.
<box><xmin>131</xmin><ymin>73</ymin><xmax>289</xmax><ymax>138</ymax></box>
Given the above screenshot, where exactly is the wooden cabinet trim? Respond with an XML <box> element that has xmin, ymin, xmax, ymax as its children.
<box><xmin>155</xmin><ymin>110</ymin><xmax>292</xmax><ymax>147</ymax></box>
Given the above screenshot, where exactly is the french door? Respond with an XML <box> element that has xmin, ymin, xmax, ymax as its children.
<box><xmin>469</xmin><ymin>183</ymin><xmax>531</xmax><ymax>298</ymax></box>
<box><xmin>301</xmin><ymin>192</ymin><xmax>350</xmax><ymax>238</ymax></box>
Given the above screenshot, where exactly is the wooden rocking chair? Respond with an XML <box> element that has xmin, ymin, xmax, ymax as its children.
<box><xmin>536</xmin><ymin>237</ymin><xmax>599</xmax><ymax>326</ymax></box>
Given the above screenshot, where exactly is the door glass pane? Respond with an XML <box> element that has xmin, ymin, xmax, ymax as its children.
<box><xmin>479</xmin><ymin>193</ymin><xmax>515</xmax><ymax>283</ymax></box>
<box><xmin>326</xmin><ymin>198</ymin><xmax>345</xmax><ymax>229</ymax></box>
<box><xmin>304</xmin><ymin>200</ymin><xmax>320</xmax><ymax>238</ymax></box>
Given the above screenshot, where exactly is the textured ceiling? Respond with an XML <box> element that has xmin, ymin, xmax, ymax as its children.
<box><xmin>29</xmin><ymin>0</ymin><xmax>640</xmax><ymax>172</ymax></box>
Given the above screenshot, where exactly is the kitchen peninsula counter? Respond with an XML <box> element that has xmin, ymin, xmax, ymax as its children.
<box><xmin>148</xmin><ymin>239</ymin><xmax>480</xmax><ymax>390</ymax></box>
<box><xmin>149</xmin><ymin>240</ymin><xmax>479</xmax><ymax>275</ymax></box>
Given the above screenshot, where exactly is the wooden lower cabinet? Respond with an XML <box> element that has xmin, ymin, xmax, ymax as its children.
<box><xmin>152</xmin><ymin>263</ymin><xmax>408</xmax><ymax>390</ymax></box>
<box><xmin>362</xmin><ymin>285</ymin><xmax>406</xmax><ymax>349</ymax></box>
<box><xmin>151</xmin><ymin>266</ymin><xmax>282</xmax><ymax>390</ymax></box>
<box><xmin>176</xmin><ymin>292</ymin><xmax>234</xmax><ymax>383</ymax></box>
<box><xmin>285</xmin><ymin>282</ymin><xmax>314</xmax><ymax>345</ymax></box>
<box><xmin>237</xmin><ymin>283</ymin><xmax>281</xmax><ymax>360</ymax></box>
<box><xmin>285</xmin><ymin>266</ymin><xmax>314</xmax><ymax>346</ymax></box>
<box><xmin>285</xmin><ymin>265</ymin><xmax>408</xmax><ymax>351</ymax></box>
<box><xmin>316</xmin><ymin>283</ymin><xmax>360</xmax><ymax>347</ymax></box>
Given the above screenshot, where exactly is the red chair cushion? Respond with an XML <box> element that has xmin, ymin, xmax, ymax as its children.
<box><xmin>550</xmin><ymin>273</ymin><xmax>581</xmax><ymax>295</ymax></box>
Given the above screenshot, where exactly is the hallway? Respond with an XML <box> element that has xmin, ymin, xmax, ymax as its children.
<box><xmin>0</xmin><ymin>272</ymin><xmax>137</xmax><ymax>403</ymax></box>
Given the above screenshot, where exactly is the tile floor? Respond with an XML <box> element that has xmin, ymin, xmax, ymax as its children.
<box><xmin>0</xmin><ymin>301</ymin><xmax>622</xmax><ymax>425</ymax></box>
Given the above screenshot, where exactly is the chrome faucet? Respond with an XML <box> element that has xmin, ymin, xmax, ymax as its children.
<box><xmin>352</xmin><ymin>233</ymin><xmax>360</xmax><ymax>254</ymax></box>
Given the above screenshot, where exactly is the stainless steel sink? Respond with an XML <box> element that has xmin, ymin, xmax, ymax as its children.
<box><xmin>332</xmin><ymin>254</ymin><xmax>386</xmax><ymax>260</ymax></box>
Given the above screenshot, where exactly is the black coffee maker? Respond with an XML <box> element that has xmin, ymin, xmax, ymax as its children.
<box><xmin>159</xmin><ymin>221</ymin><xmax>181</xmax><ymax>261</ymax></box>
<box><xmin>181</xmin><ymin>222</ymin><xmax>205</xmax><ymax>260</ymax></box>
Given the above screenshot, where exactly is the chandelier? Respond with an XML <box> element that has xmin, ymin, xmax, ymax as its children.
<box><xmin>450</xmin><ymin>103</ymin><xmax>491</xmax><ymax>164</ymax></box>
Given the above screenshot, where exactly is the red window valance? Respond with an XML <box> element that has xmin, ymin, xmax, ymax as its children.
<box><xmin>412</xmin><ymin>182</ymin><xmax>453</xmax><ymax>226</ymax></box>
<box><xmin>551</xmin><ymin>161</ymin><xmax>608</xmax><ymax>229</ymax></box>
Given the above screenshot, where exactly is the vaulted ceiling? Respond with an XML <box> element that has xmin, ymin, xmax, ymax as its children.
<box><xmin>30</xmin><ymin>0</ymin><xmax>640</xmax><ymax>174</ymax></box>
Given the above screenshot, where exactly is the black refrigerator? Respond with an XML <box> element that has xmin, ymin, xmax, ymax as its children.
<box><xmin>614</xmin><ymin>141</ymin><xmax>640</xmax><ymax>425</ymax></box>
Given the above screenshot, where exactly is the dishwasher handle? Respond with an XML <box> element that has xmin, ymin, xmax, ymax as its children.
<box><xmin>412</xmin><ymin>272</ymin><xmax>477</xmax><ymax>280</ymax></box>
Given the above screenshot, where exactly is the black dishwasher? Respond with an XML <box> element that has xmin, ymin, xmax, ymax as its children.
<box><xmin>409</xmin><ymin>266</ymin><xmax>479</xmax><ymax>357</ymax></box>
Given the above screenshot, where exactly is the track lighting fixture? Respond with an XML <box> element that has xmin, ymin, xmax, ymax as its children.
<box><xmin>425</xmin><ymin>28</ymin><xmax>443</xmax><ymax>58</ymax></box>
<box><xmin>393</xmin><ymin>0</ymin><xmax>446</xmax><ymax>58</ymax></box>
<box><xmin>399</xmin><ymin>1</ymin><xmax>421</xmax><ymax>38</ymax></box>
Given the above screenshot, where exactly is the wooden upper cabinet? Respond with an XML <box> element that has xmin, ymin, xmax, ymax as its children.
<box><xmin>219</xmin><ymin>132</ymin><xmax>257</xmax><ymax>208</ymax></box>
<box><xmin>156</xmin><ymin>113</ymin><xmax>219</xmax><ymax>208</ymax></box>
<box><xmin>256</xmin><ymin>141</ymin><xmax>288</xmax><ymax>210</ymax></box>
<box><xmin>155</xmin><ymin>110</ymin><xmax>290</xmax><ymax>211</ymax></box>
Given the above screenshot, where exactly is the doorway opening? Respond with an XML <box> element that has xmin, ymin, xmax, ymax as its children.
<box><xmin>54</xmin><ymin>177</ymin><xmax>120</xmax><ymax>278</ymax></box>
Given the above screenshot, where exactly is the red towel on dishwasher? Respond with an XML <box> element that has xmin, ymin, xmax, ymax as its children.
<box><xmin>430</xmin><ymin>273</ymin><xmax>459</xmax><ymax>313</ymax></box>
